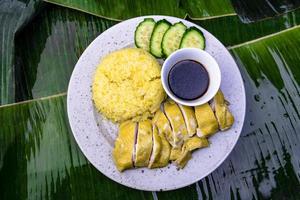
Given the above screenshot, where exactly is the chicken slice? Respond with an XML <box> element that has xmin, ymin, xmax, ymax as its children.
<box><xmin>178</xmin><ymin>104</ymin><xmax>197</xmax><ymax>137</ymax></box>
<box><xmin>113</xmin><ymin>121</ymin><xmax>137</xmax><ymax>172</ymax></box>
<box><xmin>171</xmin><ymin>136</ymin><xmax>209</xmax><ymax>168</ymax></box>
<box><xmin>164</xmin><ymin>100</ymin><xmax>188</xmax><ymax>145</ymax></box>
<box><xmin>135</xmin><ymin>120</ymin><xmax>153</xmax><ymax>167</ymax></box>
<box><xmin>170</xmin><ymin>147</ymin><xmax>182</xmax><ymax>161</ymax></box>
<box><xmin>195</xmin><ymin>103</ymin><xmax>219</xmax><ymax>138</ymax></box>
<box><xmin>213</xmin><ymin>90</ymin><xmax>234</xmax><ymax>131</ymax></box>
<box><xmin>149</xmin><ymin>127</ymin><xmax>171</xmax><ymax>168</ymax></box>
<box><xmin>174</xmin><ymin>149</ymin><xmax>192</xmax><ymax>169</ymax></box>
<box><xmin>184</xmin><ymin>136</ymin><xmax>209</xmax><ymax>151</ymax></box>
<box><xmin>153</xmin><ymin>110</ymin><xmax>179</xmax><ymax>147</ymax></box>
<box><xmin>148</xmin><ymin>125</ymin><xmax>162</xmax><ymax>168</ymax></box>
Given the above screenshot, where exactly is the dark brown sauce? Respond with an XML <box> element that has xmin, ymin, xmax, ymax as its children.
<box><xmin>168</xmin><ymin>60</ymin><xmax>209</xmax><ymax>100</ymax></box>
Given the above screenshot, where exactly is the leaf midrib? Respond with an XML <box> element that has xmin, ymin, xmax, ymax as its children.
<box><xmin>0</xmin><ymin>92</ymin><xmax>67</xmax><ymax>108</ymax></box>
<box><xmin>228</xmin><ymin>24</ymin><xmax>300</xmax><ymax>49</ymax></box>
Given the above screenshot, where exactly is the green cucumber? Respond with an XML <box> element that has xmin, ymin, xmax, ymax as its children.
<box><xmin>162</xmin><ymin>22</ymin><xmax>187</xmax><ymax>57</ymax></box>
<box><xmin>149</xmin><ymin>19</ymin><xmax>171</xmax><ymax>58</ymax></box>
<box><xmin>134</xmin><ymin>18</ymin><xmax>156</xmax><ymax>51</ymax></box>
<box><xmin>179</xmin><ymin>27</ymin><xmax>205</xmax><ymax>49</ymax></box>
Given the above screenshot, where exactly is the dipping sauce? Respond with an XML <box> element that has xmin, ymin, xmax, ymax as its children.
<box><xmin>168</xmin><ymin>60</ymin><xmax>209</xmax><ymax>100</ymax></box>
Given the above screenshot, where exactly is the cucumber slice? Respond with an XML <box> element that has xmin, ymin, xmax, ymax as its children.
<box><xmin>150</xmin><ymin>19</ymin><xmax>171</xmax><ymax>58</ymax></box>
<box><xmin>162</xmin><ymin>22</ymin><xmax>187</xmax><ymax>57</ymax></box>
<box><xmin>134</xmin><ymin>18</ymin><xmax>156</xmax><ymax>51</ymax></box>
<box><xmin>179</xmin><ymin>27</ymin><xmax>205</xmax><ymax>49</ymax></box>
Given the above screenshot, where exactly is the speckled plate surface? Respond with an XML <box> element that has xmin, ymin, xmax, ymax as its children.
<box><xmin>67</xmin><ymin>16</ymin><xmax>246</xmax><ymax>191</ymax></box>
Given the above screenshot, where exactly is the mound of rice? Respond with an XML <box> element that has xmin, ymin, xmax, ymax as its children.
<box><xmin>92</xmin><ymin>48</ymin><xmax>166</xmax><ymax>122</ymax></box>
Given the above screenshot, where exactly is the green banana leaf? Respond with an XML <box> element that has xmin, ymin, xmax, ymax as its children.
<box><xmin>0</xmin><ymin>95</ymin><xmax>152</xmax><ymax>199</ymax></box>
<box><xmin>231</xmin><ymin>0</ymin><xmax>300</xmax><ymax>22</ymax></box>
<box><xmin>181</xmin><ymin>0</ymin><xmax>235</xmax><ymax>19</ymax></box>
<box><xmin>0</xmin><ymin>0</ymin><xmax>43</xmax><ymax>105</ymax></box>
<box><xmin>43</xmin><ymin>0</ymin><xmax>235</xmax><ymax>20</ymax></box>
<box><xmin>191</xmin><ymin>8</ymin><xmax>300</xmax><ymax>47</ymax></box>
<box><xmin>225</xmin><ymin>27</ymin><xmax>300</xmax><ymax>199</ymax></box>
<box><xmin>15</xmin><ymin>5</ymin><xmax>116</xmax><ymax>101</ymax></box>
<box><xmin>1</xmin><ymin>0</ymin><xmax>300</xmax><ymax>199</ymax></box>
<box><xmin>41</xmin><ymin>0</ymin><xmax>300</xmax><ymax>23</ymax></box>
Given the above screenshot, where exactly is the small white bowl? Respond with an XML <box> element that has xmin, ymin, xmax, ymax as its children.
<box><xmin>161</xmin><ymin>48</ymin><xmax>221</xmax><ymax>106</ymax></box>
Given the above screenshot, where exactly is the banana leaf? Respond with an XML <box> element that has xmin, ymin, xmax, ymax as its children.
<box><xmin>0</xmin><ymin>95</ymin><xmax>152</xmax><ymax>199</ymax></box>
<box><xmin>14</xmin><ymin>5</ymin><xmax>116</xmax><ymax>101</ymax></box>
<box><xmin>1</xmin><ymin>0</ymin><xmax>300</xmax><ymax>200</ymax></box>
<box><xmin>220</xmin><ymin>26</ymin><xmax>300</xmax><ymax>199</ymax></box>
<box><xmin>231</xmin><ymin>0</ymin><xmax>300</xmax><ymax>23</ymax></box>
<box><xmin>41</xmin><ymin>0</ymin><xmax>300</xmax><ymax>23</ymax></box>
<box><xmin>0</xmin><ymin>0</ymin><xmax>42</xmax><ymax>105</ymax></box>
<box><xmin>181</xmin><ymin>0</ymin><xmax>235</xmax><ymax>19</ymax></box>
<box><xmin>191</xmin><ymin>8</ymin><xmax>300</xmax><ymax>47</ymax></box>
<box><xmin>43</xmin><ymin>0</ymin><xmax>235</xmax><ymax>20</ymax></box>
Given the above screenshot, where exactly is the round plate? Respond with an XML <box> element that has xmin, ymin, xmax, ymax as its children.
<box><xmin>67</xmin><ymin>16</ymin><xmax>246</xmax><ymax>191</ymax></box>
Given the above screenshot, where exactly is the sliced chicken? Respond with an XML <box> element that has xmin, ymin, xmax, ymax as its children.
<box><xmin>113</xmin><ymin>91</ymin><xmax>235</xmax><ymax>171</ymax></box>
<box><xmin>195</xmin><ymin>103</ymin><xmax>219</xmax><ymax>138</ymax></box>
<box><xmin>213</xmin><ymin>90</ymin><xmax>234</xmax><ymax>130</ymax></box>
<box><xmin>113</xmin><ymin>121</ymin><xmax>137</xmax><ymax>172</ymax></box>
<box><xmin>149</xmin><ymin>128</ymin><xmax>171</xmax><ymax>168</ymax></box>
<box><xmin>170</xmin><ymin>147</ymin><xmax>182</xmax><ymax>161</ymax></box>
<box><xmin>135</xmin><ymin>120</ymin><xmax>153</xmax><ymax>167</ymax></box>
<box><xmin>153</xmin><ymin>110</ymin><xmax>179</xmax><ymax>147</ymax></box>
<box><xmin>171</xmin><ymin>136</ymin><xmax>209</xmax><ymax>169</ymax></box>
<box><xmin>148</xmin><ymin>126</ymin><xmax>162</xmax><ymax>168</ymax></box>
<box><xmin>174</xmin><ymin>148</ymin><xmax>192</xmax><ymax>169</ymax></box>
<box><xmin>184</xmin><ymin>136</ymin><xmax>209</xmax><ymax>151</ymax></box>
<box><xmin>178</xmin><ymin>104</ymin><xmax>197</xmax><ymax>137</ymax></box>
<box><xmin>164</xmin><ymin>100</ymin><xmax>188</xmax><ymax>145</ymax></box>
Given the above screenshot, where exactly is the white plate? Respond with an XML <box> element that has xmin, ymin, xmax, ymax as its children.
<box><xmin>67</xmin><ymin>16</ymin><xmax>246</xmax><ymax>191</ymax></box>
